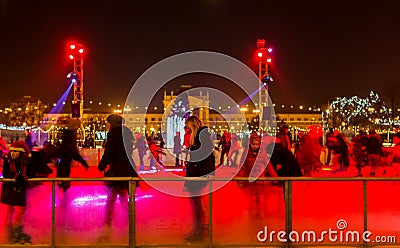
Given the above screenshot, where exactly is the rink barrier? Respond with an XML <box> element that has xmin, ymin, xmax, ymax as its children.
<box><xmin>0</xmin><ymin>177</ymin><xmax>398</xmax><ymax>248</ymax></box>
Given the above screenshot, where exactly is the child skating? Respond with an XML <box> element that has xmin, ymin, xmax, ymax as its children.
<box><xmin>1</xmin><ymin>141</ymin><xmax>32</xmax><ymax>244</ymax></box>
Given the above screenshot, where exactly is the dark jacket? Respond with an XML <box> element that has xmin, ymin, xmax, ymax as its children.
<box><xmin>366</xmin><ymin>135</ymin><xmax>383</xmax><ymax>156</ymax></box>
<box><xmin>269</xmin><ymin>143</ymin><xmax>302</xmax><ymax>177</ymax></box>
<box><xmin>98</xmin><ymin>125</ymin><xmax>138</xmax><ymax>177</ymax></box>
<box><xmin>56</xmin><ymin>129</ymin><xmax>88</xmax><ymax>178</ymax></box>
<box><xmin>185</xmin><ymin>126</ymin><xmax>215</xmax><ymax>191</ymax></box>
<box><xmin>1</xmin><ymin>156</ymin><xmax>28</xmax><ymax>206</ymax></box>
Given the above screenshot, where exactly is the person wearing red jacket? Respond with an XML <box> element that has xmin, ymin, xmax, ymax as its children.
<box><xmin>146</xmin><ymin>137</ymin><xmax>166</xmax><ymax>171</ymax></box>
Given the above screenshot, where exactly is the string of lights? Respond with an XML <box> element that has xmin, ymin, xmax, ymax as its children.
<box><xmin>324</xmin><ymin>91</ymin><xmax>400</xmax><ymax>127</ymax></box>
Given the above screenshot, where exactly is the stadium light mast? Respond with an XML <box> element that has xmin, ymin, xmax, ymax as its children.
<box><xmin>68</xmin><ymin>43</ymin><xmax>85</xmax><ymax>118</ymax></box>
<box><xmin>256</xmin><ymin>39</ymin><xmax>273</xmax><ymax>131</ymax></box>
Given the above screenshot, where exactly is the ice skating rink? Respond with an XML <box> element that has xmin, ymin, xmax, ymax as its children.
<box><xmin>0</xmin><ymin>163</ymin><xmax>399</xmax><ymax>247</ymax></box>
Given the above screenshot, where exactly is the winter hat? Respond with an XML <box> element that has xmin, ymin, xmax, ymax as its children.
<box><xmin>9</xmin><ymin>140</ymin><xmax>31</xmax><ymax>156</ymax></box>
<box><xmin>250</xmin><ymin>131</ymin><xmax>261</xmax><ymax>142</ymax></box>
<box><xmin>106</xmin><ymin>114</ymin><xmax>124</xmax><ymax>128</ymax></box>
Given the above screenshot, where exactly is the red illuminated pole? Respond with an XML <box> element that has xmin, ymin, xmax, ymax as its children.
<box><xmin>257</xmin><ymin>39</ymin><xmax>271</xmax><ymax>131</ymax></box>
<box><xmin>69</xmin><ymin>43</ymin><xmax>84</xmax><ymax>118</ymax></box>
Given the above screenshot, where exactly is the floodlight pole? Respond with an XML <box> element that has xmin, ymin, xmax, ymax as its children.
<box><xmin>68</xmin><ymin>43</ymin><xmax>84</xmax><ymax>119</ymax></box>
<box><xmin>257</xmin><ymin>39</ymin><xmax>269</xmax><ymax>131</ymax></box>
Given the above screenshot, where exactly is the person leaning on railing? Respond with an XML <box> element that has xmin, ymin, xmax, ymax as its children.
<box><xmin>97</xmin><ymin>114</ymin><xmax>138</xmax><ymax>241</ymax></box>
<box><xmin>183</xmin><ymin>115</ymin><xmax>216</xmax><ymax>242</ymax></box>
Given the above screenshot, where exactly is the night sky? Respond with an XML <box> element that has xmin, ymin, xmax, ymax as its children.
<box><xmin>1</xmin><ymin>0</ymin><xmax>399</xmax><ymax>108</ymax></box>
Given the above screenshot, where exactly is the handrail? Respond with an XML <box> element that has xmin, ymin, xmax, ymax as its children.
<box><xmin>0</xmin><ymin>177</ymin><xmax>398</xmax><ymax>247</ymax></box>
<box><xmin>0</xmin><ymin>176</ymin><xmax>397</xmax><ymax>182</ymax></box>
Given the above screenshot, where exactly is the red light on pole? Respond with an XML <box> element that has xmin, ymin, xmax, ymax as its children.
<box><xmin>257</xmin><ymin>51</ymin><xmax>263</xmax><ymax>58</ymax></box>
<box><xmin>267</xmin><ymin>58</ymin><xmax>272</xmax><ymax>63</ymax></box>
<box><xmin>70</xmin><ymin>44</ymin><xmax>76</xmax><ymax>50</ymax></box>
<box><xmin>69</xmin><ymin>54</ymin><xmax>74</xmax><ymax>60</ymax></box>
<box><xmin>257</xmin><ymin>39</ymin><xmax>265</xmax><ymax>48</ymax></box>
<box><xmin>78</xmin><ymin>48</ymin><xmax>84</xmax><ymax>54</ymax></box>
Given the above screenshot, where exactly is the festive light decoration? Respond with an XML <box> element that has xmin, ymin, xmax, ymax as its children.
<box><xmin>324</xmin><ymin>91</ymin><xmax>400</xmax><ymax>127</ymax></box>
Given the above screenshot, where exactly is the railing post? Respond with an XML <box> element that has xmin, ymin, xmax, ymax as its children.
<box><xmin>284</xmin><ymin>180</ymin><xmax>293</xmax><ymax>248</ymax></box>
<box><xmin>208</xmin><ymin>179</ymin><xmax>213</xmax><ymax>248</ymax></box>
<box><xmin>363</xmin><ymin>180</ymin><xmax>368</xmax><ymax>247</ymax></box>
<box><xmin>128</xmin><ymin>179</ymin><xmax>137</xmax><ymax>248</ymax></box>
<box><xmin>51</xmin><ymin>181</ymin><xmax>56</xmax><ymax>248</ymax></box>
<box><xmin>97</xmin><ymin>148</ymin><xmax>101</xmax><ymax>165</ymax></box>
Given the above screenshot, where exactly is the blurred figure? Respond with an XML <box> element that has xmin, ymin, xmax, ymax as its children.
<box><xmin>293</xmin><ymin>131</ymin><xmax>304</xmax><ymax>159</ymax></box>
<box><xmin>0</xmin><ymin>136</ymin><xmax>8</xmax><ymax>153</ymax></box>
<box><xmin>173</xmin><ymin>131</ymin><xmax>183</xmax><ymax>167</ymax></box>
<box><xmin>228</xmin><ymin>133</ymin><xmax>241</xmax><ymax>168</ymax></box>
<box><xmin>218</xmin><ymin>131</ymin><xmax>231</xmax><ymax>166</ymax></box>
<box><xmin>351</xmin><ymin>130</ymin><xmax>368</xmax><ymax>176</ymax></box>
<box><xmin>182</xmin><ymin>125</ymin><xmax>191</xmax><ymax>165</ymax></box>
<box><xmin>56</xmin><ymin>129</ymin><xmax>89</xmax><ymax>192</ymax></box>
<box><xmin>269</xmin><ymin>137</ymin><xmax>302</xmax><ymax>177</ymax></box>
<box><xmin>184</xmin><ymin>116</ymin><xmax>216</xmax><ymax>242</ymax></box>
<box><xmin>366</xmin><ymin>130</ymin><xmax>383</xmax><ymax>176</ymax></box>
<box><xmin>24</xmin><ymin>129</ymin><xmax>33</xmax><ymax>152</ymax></box>
<box><xmin>325</xmin><ymin>128</ymin><xmax>336</xmax><ymax>165</ymax></box>
<box><xmin>332</xmin><ymin>133</ymin><xmax>350</xmax><ymax>173</ymax></box>
<box><xmin>26</xmin><ymin>143</ymin><xmax>56</xmax><ymax>187</ymax></box>
<box><xmin>236</xmin><ymin>132</ymin><xmax>277</xmax><ymax>217</ymax></box>
<box><xmin>240</xmin><ymin>133</ymin><xmax>250</xmax><ymax>152</ymax></box>
<box><xmin>84</xmin><ymin>135</ymin><xmax>95</xmax><ymax>148</ymax></box>
<box><xmin>297</xmin><ymin>125</ymin><xmax>323</xmax><ymax>176</ymax></box>
<box><xmin>0</xmin><ymin>136</ymin><xmax>8</xmax><ymax>169</ymax></box>
<box><xmin>392</xmin><ymin>133</ymin><xmax>400</xmax><ymax>176</ymax></box>
<box><xmin>98</xmin><ymin>114</ymin><xmax>138</xmax><ymax>240</ymax></box>
<box><xmin>1</xmin><ymin>141</ymin><xmax>32</xmax><ymax>244</ymax></box>
<box><xmin>276</xmin><ymin>125</ymin><xmax>292</xmax><ymax>151</ymax></box>
<box><xmin>147</xmin><ymin>137</ymin><xmax>166</xmax><ymax>171</ymax></box>
<box><xmin>159</xmin><ymin>137</ymin><xmax>165</xmax><ymax>149</ymax></box>
<box><xmin>133</xmin><ymin>133</ymin><xmax>147</xmax><ymax>171</ymax></box>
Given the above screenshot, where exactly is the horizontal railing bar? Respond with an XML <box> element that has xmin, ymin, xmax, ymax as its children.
<box><xmin>1</xmin><ymin>177</ymin><xmax>399</xmax><ymax>182</ymax></box>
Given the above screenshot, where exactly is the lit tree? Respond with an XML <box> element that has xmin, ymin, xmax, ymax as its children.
<box><xmin>325</xmin><ymin>91</ymin><xmax>392</xmax><ymax>129</ymax></box>
<box><xmin>381</xmin><ymin>80</ymin><xmax>400</xmax><ymax>127</ymax></box>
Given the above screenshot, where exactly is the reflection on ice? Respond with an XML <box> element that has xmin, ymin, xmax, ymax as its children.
<box><xmin>72</xmin><ymin>195</ymin><xmax>107</xmax><ymax>207</ymax></box>
<box><xmin>71</xmin><ymin>194</ymin><xmax>154</xmax><ymax>207</ymax></box>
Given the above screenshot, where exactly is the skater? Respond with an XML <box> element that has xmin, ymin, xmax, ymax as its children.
<box><xmin>0</xmin><ymin>135</ymin><xmax>8</xmax><ymax>157</ymax></box>
<box><xmin>332</xmin><ymin>133</ymin><xmax>350</xmax><ymax>173</ymax></box>
<box><xmin>351</xmin><ymin>130</ymin><xmax>367</xmax><ymax>177</ymax></box>
<box><xmin>227</xmin><ymin>133</ymin><xmax>241</xmax><ymax>168</ymax></box>
<box><xmin>218</xmin><ymin>131</ymin><xmax>231</xmax><ymax>166</ymax></box>
<box><xmin>98</xmin><ymin>114</ymin><xmax>138</xmax><ymax>240</ymax></box>
<box><xmin>147</xmin><ymin>137</ymin><xmax>166</xmax><ymax>171</ymax></box>
<box><xmin>182</xmin><ymin>125</ymin><xmax>192</xmax><ymax>166</ymax></box>
<box><xmin>297</xmin><ymin>125</ymin><xmax>323</xmax><ymax>176</ymax></box>
<box><xmin>366</xmin><ymin>130</ymin><xmax>383</xmax><ymax>176</ymax></box>
<box><xmin>184</xmin><ymin>116</ymin><xmax>216</xmax><ymax>242</ymax></box>
<box><xmin>173</xmin><ymin>131</ymin><xmax>183</xmax><ymax>167</ymax></box>
<box><xmin>325</xmin><ymin>128</ymin><xmax>336</xmax><ymax>165</ymax></box>
<box><xmin>391</xmin><ymin>133</ymin><xmax>400</xmax><ymax>176</ymax></box>
<box><xmin>133</xmin><ymin>132</ymin><xmax>147</xmax><ymax>170</ymax></box>
<box><xmin>276</xmin><ymin>125</ymin><xmax>292</xmax><ymax>151</ymax></box>
<box><xmin>0</xmin><ymin>136</ymin><xmax>8</xmax><ymax>174</ymax></box>
<box><xmin>236</xmin><ymin>132</ymin><xmax>277</xmax><ymax>217</ymax></box>
<box><xmin>1</xmin><ymin>141</ymin><xmax>32</xmax><ymax>244</ymax></box>
<box><xmin>56</xmin><ymin>128</ymin><xmax>89</xmax><ymax>192</ymax></box>
<box><xmin>268</xmin><ymin>137</ymin><xmax>302</xmax><ymax>177</ymax></box>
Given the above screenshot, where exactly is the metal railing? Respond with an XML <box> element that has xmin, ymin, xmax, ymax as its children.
<box><xmin>0</xmin><ymin>176</ymin><xmax>399</xmax><ymax>248</ymax></box>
